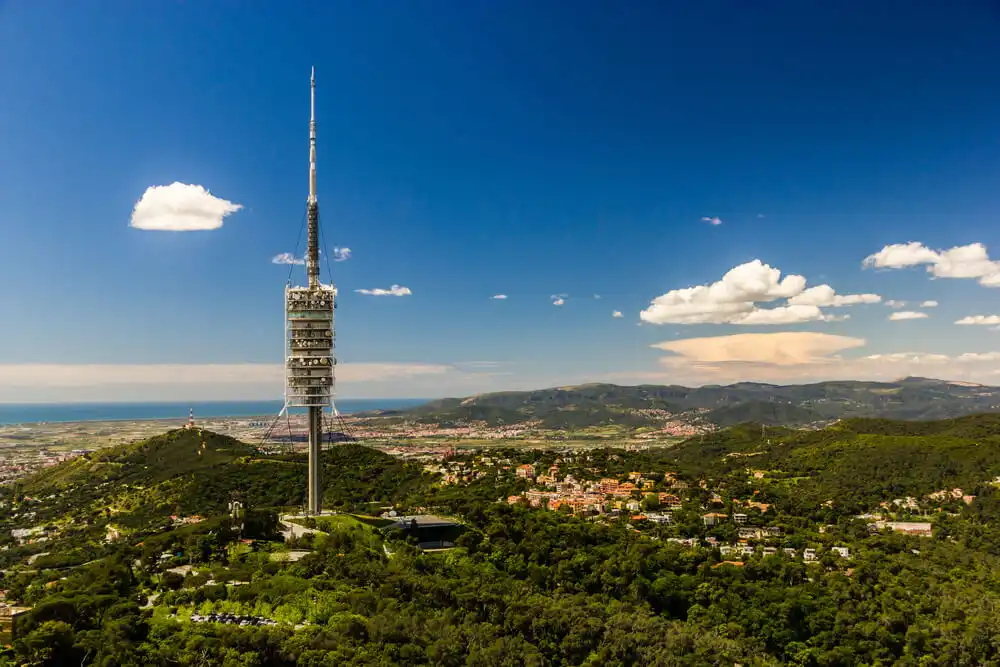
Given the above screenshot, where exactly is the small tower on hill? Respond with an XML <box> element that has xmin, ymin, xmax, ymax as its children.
<box><xmin>186</xmin><ymin>407</ymin><xmax>195</xmax><ymax>430</ymax></box>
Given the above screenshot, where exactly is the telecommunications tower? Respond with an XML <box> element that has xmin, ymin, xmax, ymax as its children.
<box><xmin>284</xmin><ymin>68</ymin><xmax>336</xmax><ymax>515</ymax></box>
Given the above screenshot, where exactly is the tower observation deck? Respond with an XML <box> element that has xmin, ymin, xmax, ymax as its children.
<box><xmin>283</xmin><ymin>68</ymin><xmax>334</xmax><ymax>515</ymax></box>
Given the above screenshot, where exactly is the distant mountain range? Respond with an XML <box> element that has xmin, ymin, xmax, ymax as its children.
<box><xmin>371</xmin><ymin>377</ymin><xmax>1000</xmax><ymax>428</ymax></box>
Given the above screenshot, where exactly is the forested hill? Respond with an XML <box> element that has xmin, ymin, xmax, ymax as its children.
<box><xmin>8</xmin><ymin>428</ymin><xmax>431</xmax><ymax>529</ymax></box>
<box><xmin>662</xmin><ymin>413</ymin><xmax>1000</xmax><ymax>512</ymax></box>
<box><xmin>378</xmin><ymin>376</ymin><xmax>1000</xmax><ymax>428</ymax></box>
<box><xmin>22</xmin><ymin>428</ymin><xmax>257</xmax><ymax>495</ymax></box>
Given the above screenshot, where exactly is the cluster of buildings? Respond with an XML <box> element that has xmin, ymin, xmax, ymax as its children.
<box><xmin>423</xmin><ymin>459</ymin><xmax>488</xmax><ymax>486</ymax></box>
<box><xmin>630</xmin><ymin>411</ymin><xmax>715</xmax><ymax>439</ymax></box>
<box><xmin>0</xmin><ymin>448</ymin><xmax>93</xmax><ymax>484</ymax></box>
<box><xmin>508</xmin><ymin>465</ymin><xmax>683</xmax><ymax>514</ymax></box>
<box><xmin>352</xmin><ymin>418</ymin><xmax>545</xmax><ymax>441</ymax></box>
<box><xmin>377</xmin><ymin>444</ymin><xmax>456</xmax><ymax>460</ymax></box>
<box><xmin>10</xmin><ymin>525</ymin><xmax>48</xmax><ymax>547</ymax></box>
<box><xmin>500</xmin><ymin>466</ymin><xmax>865</xmax><ymax>562</ymax></box>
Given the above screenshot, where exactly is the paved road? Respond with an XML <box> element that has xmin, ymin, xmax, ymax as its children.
<box><xmin>278</xmin><ymin>515</ymin><xmax>326</xmax><ymax>541</ymax></box>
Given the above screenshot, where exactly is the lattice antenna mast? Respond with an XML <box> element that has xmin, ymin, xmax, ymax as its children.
<box><xmin>307</xmin><ymin>67</ymin><xmax>320</xmax><ymax>288</ymax></box>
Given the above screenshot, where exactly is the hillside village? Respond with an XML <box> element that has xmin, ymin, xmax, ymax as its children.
<box><xmin>423</xmin><ymin>450</ymin><xmax>998</xmax><ymax>564</ymax></box>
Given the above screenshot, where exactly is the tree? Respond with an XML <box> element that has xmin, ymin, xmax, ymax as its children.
<box><xmin>14</xmin><ymin>620</ymin><xmax>79</xmax><ymax>665</ymax></box>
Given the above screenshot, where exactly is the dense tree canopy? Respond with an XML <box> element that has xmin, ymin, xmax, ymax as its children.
<box><xmin>4</xmin><ymin>417</ymin><xmax>1000</xmax><ymax>664</ymax></box>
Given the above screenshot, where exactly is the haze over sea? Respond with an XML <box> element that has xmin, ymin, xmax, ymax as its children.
<box><xmin>0</xmin><ymin>399</ymin><xmax>428</xmax><ymax>426</ymax></box>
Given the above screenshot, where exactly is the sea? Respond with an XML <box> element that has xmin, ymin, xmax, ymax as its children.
<box><xmin>0</xmin><ymin>398</ymin><xmax>430</xmax><ymax>426</ymax></box>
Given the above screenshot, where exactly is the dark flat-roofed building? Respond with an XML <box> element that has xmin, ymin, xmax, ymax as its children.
<box><xmin>387</xmin><ymin>515</ymin><xmax>464</xmax><ymax>550</ymax></box>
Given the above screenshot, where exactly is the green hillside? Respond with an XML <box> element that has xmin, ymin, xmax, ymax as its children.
<box><xmin>391</xmin><ymin>377</ymin><xmax>1000</xmax><ymax>429</ymax></box>
<box><xmin>23</xmin><ymin>428</ymin><xmax>256</xmax><ymax>493</ymax></box>
<box><xmin>6</xmin><ymin>429</ymin><xmax>431</xmax><ymax>532</ymax></box>
<box><xmin>702</xmin><ymin>400</ymin><xmax>823</xmax><ymax>426</ymax></box>
<box><xmin>666</xmin><ymin>413</ymin><xmax>1000</xmax><ymax>512</ymax></box>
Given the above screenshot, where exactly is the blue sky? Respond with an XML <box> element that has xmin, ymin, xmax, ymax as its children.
<box><xmin>2</xmin><ymin>1</ymin><xmax>1000</xmax><ymax>401</ymax></box>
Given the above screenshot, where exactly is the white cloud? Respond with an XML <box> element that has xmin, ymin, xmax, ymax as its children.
<box><xmin>956</xmin><ymin>315</ymin><xmax>1000</xmax><ymax>326</ymax></box>
<box><xmin>453</xmin><ymin>361</ymin><xmax>504</xmax><ymax>370</ymax></box>
<box><xmin>955</xmin><ymin>352</ymin><xmax>1000</xmax><ymax>362</ymax></box>
<box><xmin>701</xmin><ymin>216</ymin><xmax>723</xmax><ymax>226</ymax></box>
<box><xmin>787</xmin><ymin>284</ymin><xmax>881</xmax><ymax>307</ymax></box>
<box><xmin>920</xmin><ymin>300</ymin><xmax>939</xmax><ymax>308</ymax></box>
<box><xmin>640</xmin><ymin>260</ymin><xmax>878</xmax><ymax>325</ymax></box>
<box><xmin>612</xmin><ymin>331</ymin><xmax>1000</xmax><ymax>386</ymax></box>
<box><xmin>863</xmin><ymin>352</ymin><xmax>951</xmax><ymax>364</ymax></box>
<box><xmin>271</xmin><ymin>253</ymin><xmax>305</xmax><ymax>265</ymax></box>
<box><xmin>490</xmin><ymin>294</ymin><xmax>508</xmax><ymax>300</ymax></box>
<box><xmin>355</xmin><ymin>285</ymin><xmax>412</xmax><ymax>296</ymax></box>
<box><xmin>736</xmin><ymin>304</ymin><xmax>828</xmax><ymax>325</ymax></box>
<box><xmin>274</xmin><ymin>248</ymin><xmax>350</xmax><ymax>265</ymax></box>
<box><xmin>653</xmin><ymin>332</ymin><xmax>865</xmax><ymax>366</ymax></box>
<box><xmin>865</xmin><ymin>242</ymin><xmax>1000</xmax><ymax>287</ymax></box>
<box><xmin>553</xmin><ymin>298</ymin><xmax>565</xmax><ymax>306</ymax></box>
<box><xmin>612</xmin><ymin>310</ymin><xmax>623</xmax><ymax>318</ymax></box>
<box><xmin>593</xmin><ymin>294</ymin><xmax>601</xmax><ymax>300</ymax></box>
<box><xmin>551</xmin><ymin>293</ymin><xmax>568</xmax><ymax>306</ymax></box>
<box><xmin>130</xmin><ymin>182</ymin><xmax>242</xmax><ymax>231</ymax></box>
<box><xmin>889</xmin><ymin>311</ymin><xmax>929</xmax><ymax>321</ymax></box>
<box><xmin>864</xmin><ymin>242</ymin><xmax>941</xmax><ymax>269</ymax></box>
<box><xmin>884</xmin><ymin>300</ymin><xmax>907</xmax><ymax>308</ymax></box>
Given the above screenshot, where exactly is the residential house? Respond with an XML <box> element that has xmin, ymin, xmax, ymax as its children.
<box><xmin>658</xmin><ymin>493</ymin><xmax>682</xmax><ymax>507</ymax></box>
<box><xmin>874</xmin><ymin>521</ymin><xmax>933</xmax><ymax>537</ymax></box>
<box><xmin>703</xmin><ymin>512</ymin><xmax>728</xmax><ymax>527</ymax></box>
<box><xmin>598</xmin><ymin>478</ymin><xmax>620</xmax><ymax>494</ymax></box>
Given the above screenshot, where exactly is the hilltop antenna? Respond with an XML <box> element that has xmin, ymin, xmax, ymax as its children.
<box><xmin>281</xmin><ymin>67</ymin><xmax>336</xmax><ymax>515</ymax></box>
<box><xmin>307</xmin><ymin>67</ymin><xmax>320</xmax><ymax>289</ymax></box>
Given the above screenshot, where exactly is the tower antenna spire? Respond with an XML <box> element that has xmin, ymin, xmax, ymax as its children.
<box><xmin>306</xmin><ymin>66</ymin><xmax>320</xmax><ymax>288</ymax></box>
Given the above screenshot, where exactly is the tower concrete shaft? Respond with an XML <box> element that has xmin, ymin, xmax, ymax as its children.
<box><xmin>308</xmin><ymin>405</ymin><xmax>322</xmax><ymax>514</ymax></box>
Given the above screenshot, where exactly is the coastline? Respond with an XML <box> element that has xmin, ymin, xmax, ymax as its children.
<box><xmin>0</xmin><ymin>398</ymin><xmax>428</xmax><ymax>427</ymax></box>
